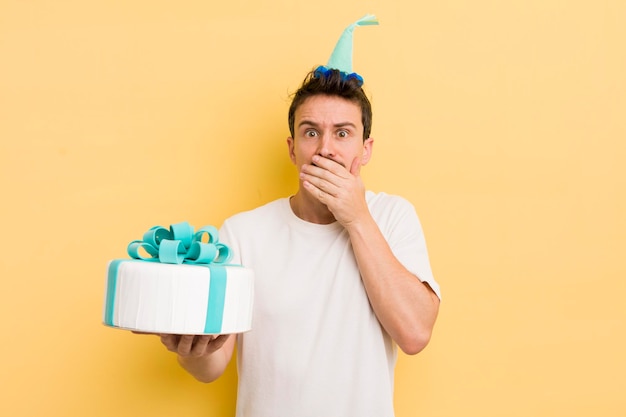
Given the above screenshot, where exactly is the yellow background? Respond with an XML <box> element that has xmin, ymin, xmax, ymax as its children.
<box><xmin>1</xmin><ymin>0</ymin><xmax>624</xmax><ymax>416</ymax></box>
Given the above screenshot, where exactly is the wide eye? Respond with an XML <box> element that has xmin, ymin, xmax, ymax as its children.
<box><xmin>304</xmin><ymin>129</ymin><xmax>318</xmax><ymax>138</ymax></box>
<box><xmin>337</xmin><ymin>129</ymin><xmax>349</xmax><ymax>138</ymax></box>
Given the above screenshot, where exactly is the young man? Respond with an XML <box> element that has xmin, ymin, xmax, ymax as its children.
<box><xmin>159</xmin><ymin>67</ymin><xmax>441</xmax><ymax>416</ymax></box>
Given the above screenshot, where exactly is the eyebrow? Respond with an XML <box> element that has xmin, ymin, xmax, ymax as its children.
<box><xmin>297</xmin><ymin>120</ymin><xmax>357</xmax><ymax>129</ymax></box>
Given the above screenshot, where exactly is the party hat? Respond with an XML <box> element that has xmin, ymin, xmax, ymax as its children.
<box><xmin>315</xmin><ymin>14</ymin><xmax>379</xmax><ymax>85</ymax></box>
<box><xmin>327</xmin><ymin>14</ymin><xmax>379</xmax><ymax>73</ymax></box>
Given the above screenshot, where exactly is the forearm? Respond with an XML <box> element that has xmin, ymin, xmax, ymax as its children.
<box><xmin>346</xmin><ymin>216</ymin><xmax>440</xmax><ymax>355</ymax></box>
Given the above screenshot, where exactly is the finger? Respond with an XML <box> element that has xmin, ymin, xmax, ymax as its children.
<box><xmin>189</xmin><ymin>335</ymin><xmax>212</xmax><ymax>357</ymax></box>
<box><xmin>349</xmin><ymin>156</ymin><xmax>361</xmax><ymax>176</ymax></box>
<box><xmin>209</xmin><ymin>334</ymin><xmax>231</xmax><ymax>352</ymax></box>
<box><xmin>301</xmin><ymin>163</ymin><xmax>331</xmax><ymax>181</ymax></box>
<box><xmin>311</xmin><ymin>155</ymin><xmax>348</xmax><ymax>175</ymax></box>
<box><xmin>175</xmin><ymin>335</ymin><xmax>196</xmax><ymax>355</ymax></box>
<box><xmin>160</xmin><ymin>334</ymin><xmax>180</xmax><ymax>351</ymax></box>
<box><xmin>303</xmin><ymin>179</ymin><xmax>327</xmax><ymax>202</ymax></box>
<box><xmin>301</xmin><ymin>167</ymin><xmax>340</xmax><ymax>198</ymax></box>
<box><xmin>189</xmin><ymin>334</ymin><xmax>231</xmax><ymax>357</ymax></box>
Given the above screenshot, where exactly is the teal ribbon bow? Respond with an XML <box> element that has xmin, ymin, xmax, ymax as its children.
<box><xmin>127</xmin><ymin>222</ymin><xmax>231</xmax><ymax>265</ymax></box>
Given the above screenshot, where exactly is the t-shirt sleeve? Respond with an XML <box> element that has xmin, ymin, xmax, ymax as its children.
<box><xmin>381</xmin><ymin>197</ymin><xmax>441</xmax><ymax>300</ymax></box>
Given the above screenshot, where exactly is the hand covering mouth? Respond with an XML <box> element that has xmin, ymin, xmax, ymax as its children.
<box><xmin>312</xmin><ymin>156</ymin><xmax>345</xmax><ymax>168</ymax></box>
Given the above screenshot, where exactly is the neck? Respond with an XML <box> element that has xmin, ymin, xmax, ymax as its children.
<box><xmin>289</xmin><ymin>190</ymin><xmax>336</xmax><ymax>225</ymax></box>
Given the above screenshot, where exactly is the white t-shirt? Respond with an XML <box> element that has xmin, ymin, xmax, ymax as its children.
<box><xmin>219</xmin><ymin>191</ymin><xmax>440</xmax><ymax>417</ymax></box>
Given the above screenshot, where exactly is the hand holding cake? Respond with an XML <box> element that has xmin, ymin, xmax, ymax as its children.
<box><xmin>159</xmin><ymin>334</ymin><xmax>231</xmax><ymax>357</ymax></box>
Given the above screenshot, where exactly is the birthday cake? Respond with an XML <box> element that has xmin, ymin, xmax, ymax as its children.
<box><xmin>103</xmin><ymin>222</ymin><xmax>254</xmax><ymax>335</ymax></box>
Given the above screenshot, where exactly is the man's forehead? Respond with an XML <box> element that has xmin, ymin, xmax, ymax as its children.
<box><xmin>295</xmin><ymin>95</ymin><xmax>362</xmax><ymax>126</ymax></box>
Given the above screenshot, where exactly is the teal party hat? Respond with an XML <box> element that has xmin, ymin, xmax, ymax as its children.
<box><xmin>314</xmin><ymin>14</ymin><xmax>379</xmax><ymax>85</ymax></box>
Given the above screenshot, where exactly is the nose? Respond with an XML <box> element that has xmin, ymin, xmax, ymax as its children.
<box><xmin>317</xmin><ymin>133</ymin><xmax>335</xmax><ymax>158</ymax></box>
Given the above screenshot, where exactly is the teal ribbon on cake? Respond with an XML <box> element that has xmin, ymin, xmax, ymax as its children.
<box><xmin>105</xmin><ymin>222</ymin><xmax>233</xmax><ymax>334</ymax></box>
<box><xmin>127</xmin><ymin>221</ymin><xmax>232</xmax><ymax>265</ymax></box>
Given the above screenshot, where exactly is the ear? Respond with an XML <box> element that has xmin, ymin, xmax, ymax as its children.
<box><xmin>360</xmin><ymin>137</ymin><xmax>374</xmax><ymax>166</ymax></box>
<box><xmin>287</xmin><ymin>136</ymin><xmax>296</xmax><ymax>165</ymax></box>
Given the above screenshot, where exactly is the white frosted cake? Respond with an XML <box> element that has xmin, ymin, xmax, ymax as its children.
<box><xmin>103</xmin><ymin>222</ymin><xmax>254</xmax><ymax>335</ymax></box>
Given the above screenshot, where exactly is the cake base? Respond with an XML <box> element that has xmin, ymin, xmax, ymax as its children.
<box><xmin>103</xmin><ymin>260</ymin><xmax>254</xmax><ymax>335</ymax></box>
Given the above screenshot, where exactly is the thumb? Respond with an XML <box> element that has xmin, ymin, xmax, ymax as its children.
<box><xmin>350</xmin><ymin>156</ymin><xmax>361</xmax><ymax>176</ymax></box>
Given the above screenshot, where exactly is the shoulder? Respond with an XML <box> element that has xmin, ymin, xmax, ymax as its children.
<box><xmin>366</xmin><ymin>191</ymin><xmax>418</xmax><ymax>218</ymax></box>
<box><xmin>221</xmin><ymin>198</ymin><xmax>288</xmax><ymax>233</ymax></box>
<box><xmin>366</xmin><ymin>191</ymin><xmax>425</xmax><ymax>238</ymax></box>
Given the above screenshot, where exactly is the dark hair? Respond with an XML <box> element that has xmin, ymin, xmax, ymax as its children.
<box><xmin>288</xmin><ymin>68</ymin><xmax>372</xmax><ymax>141</ymax></box>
